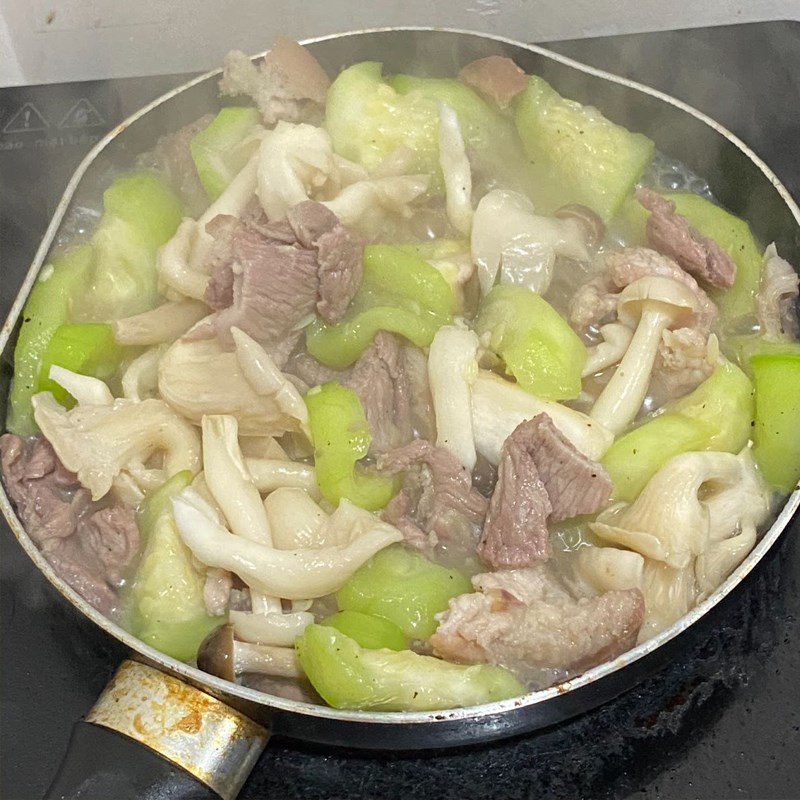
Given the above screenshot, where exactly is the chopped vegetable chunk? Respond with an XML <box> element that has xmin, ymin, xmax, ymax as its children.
<box><xmin>296</xmin><ymin>624</ymin><xmax>522</xmax><ymax>710</ymax></box>
<box><xmin>336</xmin><ymin>544</ymin><xmax>471</xmax><ymax>639</ymax></box>
<box><xmin>476</xmin><ymin>284</ymin><xmax>586</xmax><ymax>400</ymax></box>
<box><xmin>305</xmin><ymin>381</ymin><xmax>398</xmax><ymax>510</ymax></box>
<box><xmin>514</xmin><ymin>75</ymin><xmax>654</xmax><ymax>220</ymax></box>
<box><xmin>126</xmin><ymin>472</ymin><xmax>224</xmax><ymax>662</ymax></box>
<box><xmin>751</xmin><ymin>353</ymin><xmax>800</xmax><ymax>493</ymax></box>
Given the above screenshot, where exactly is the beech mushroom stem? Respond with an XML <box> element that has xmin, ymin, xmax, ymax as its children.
<box><xmin>590</xmin><ymin>306</ymin><xmax>671</xmax><ymax>433</ymax></box>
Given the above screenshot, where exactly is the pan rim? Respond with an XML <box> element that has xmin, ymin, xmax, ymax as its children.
<box><xmin>1</xmin><ymin>25</ymin><xmax>798</xmax><ymax>729</ymax></box>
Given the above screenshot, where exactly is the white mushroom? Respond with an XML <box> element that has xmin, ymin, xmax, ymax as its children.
<box><xmin>263</xmin><ymin>487</ymin><xmax>329</xmax><ymax>549</ymax></box>
<box><xmin>470</xmin><ymin>189</ymin><xmax>590</xmax><ymax>295</ymax></box>
<box><xmin>471</xmin><ymin>369</ymin><xmax>614</xmax><ymax>464</ymax></box>
<box><xmin>202</xmin><ymin>414</ymin><xmax>280</xmax><ymax>615</ymax></box>
<box><xmin>245</xmin><ymin>459</ymin><xmax>319</xmax><ymax>496</ymax></box>
<box><xmin>172</xmin><ymin>490</ymin><xmax>402</xmax><ymax>599</ymax></box>
<box><xmin>48</xmin><ymin>366</ymin><xmax>114</xmax><ymax>407</ymax></box>
<box><xmin>257</xmin><ymin>121</ymin><xmax>337</xmax><ymax>219</ymax></box>
<box><xmin>229</xmin><ymin>609</ymin><xmax>313</xmax><ymax>647</ymax></box>
<box><xmin>438</xmin><ymin>102</ymin><xmax>473</xmax><ymax>236</ymax></box>
<box><xmin>158</xmin><ymin>331</ymin><xmax>309</xmax><ymax>436</ymax></box>
<box><xmin>428</xmin><ymin>324</ymin><xmax>479</xmax><ymax>470</ymax></box>
<box><xmin>198</xmin><ymin>624</ymin><xmax>302</xmax><ymax>680</ymax></box>
<box><xmin>32</xmin><ymin>392</ymin><xmax>201</xmax><ymax>501</ymax></box>
<box><xmin>113</xmin><ymin>300</ymin><xmax>209</xmax><ymax>346</ymax></box>
<box><xmin>639</xmin><ymin>560</ymin><xmax>697</xmax><ymax>641</ymax></box>
<box><xmin>590</xmin><ymin>276</ymin><xmax>701</xmax><ymax>435</ymax></box>
<box><xmin>581</xmin><ymin>323</ymin><xmax>634</xmax><ymax>377</ymax></box>
<box><xmin>591</xmin><ymin>450</ymin><xmax>751</xmax><ymax>570</ymax></box>
<box><xmin>121</xmin><ymin>346</ymin><xmax>166</xmax><ymax>401</ymax></box>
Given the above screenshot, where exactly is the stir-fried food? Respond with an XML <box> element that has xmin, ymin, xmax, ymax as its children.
<box><xmin>3</xmin><ymin>40</ymin><xmax>798</xmax><ymax>712</ymax></box>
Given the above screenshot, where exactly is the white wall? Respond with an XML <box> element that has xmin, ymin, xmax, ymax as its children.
<box><xmin>1</xmin><ymin>0</ymin><xmax>797</xmax><ymax>86</ymax></box>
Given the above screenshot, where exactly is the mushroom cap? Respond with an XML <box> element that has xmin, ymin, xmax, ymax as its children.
<box><xmin>197</xmin><ymin>623</ymin><xmax>236</xmax><ymax>682</ymax></box>
<box><xmin>554</xmin><ymin>203</ymin><xmax>605</xmax><ymax>251</ymax></box>
<box><xmin>616</xmin><ymin>275</ymin><xmax>701</xmax><ymax>328</ymax></box>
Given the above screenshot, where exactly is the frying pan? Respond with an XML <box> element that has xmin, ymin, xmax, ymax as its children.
<box><xmin>1</xmin><ymin>27</ymin><xmax>798</xmax><ymax>800</ymax></box>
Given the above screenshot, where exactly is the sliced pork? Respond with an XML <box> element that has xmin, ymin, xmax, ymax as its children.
<box><xmin>345</xmin><ymin>332</ymin><xmax>413</xmax><ymax>456</ymax></box>
<box><xmin>0</xmin><ymin>434</ymin><xmax>89</xmax><ymax>546</ymax></box>
<box><xmin>196</xmin><ymin>201</ymin><xmax>363</xmax><ymax>365</ymax></box>
<box><xmin>431</xmin><ymin>566</ymin><xmax>645</xmax><ymax>683</ymax></box>
<box><xmin>478</xmin><ymin>414</ymin><xmax>612</xmax><ymax>569</ymax></box>
<box><xmin>570</xmin><ymin>246</ymin><xmax>718</xmax><ymax>332</ymax></box>
<box><xmin>636</xmin><ymin>187</ymin><xmax>736</xmax><ymax>289</ymax></box>
<box><xmin>651</xmin><ymin>327</ymin><xmax>715</xmax><ymax>401</ymax></box>
<box><xmin>458</xmin><ymin>56</ymin><xmax>528</xmax><ymax>109</ymax></box>
<box><xmin>378</xmin><ymin>440</ymin><xmax>488</xmax><ymax>553</ymax></box>
<box><xmin>284</xmin><ymin>349</ymin><xmax>349</xmax><ymax>389</ymax></box>
<box><xmin>220</xmin><ymin>36</ymin><xmax>331</xmax><ymax>125</ymax></box>
<box><xmin>0</xmin><ymin>434</ymin><xmax>140</xmax><ymax>614</ymax></box>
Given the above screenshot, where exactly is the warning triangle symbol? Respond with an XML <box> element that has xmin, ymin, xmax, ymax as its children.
<box><xmin>2</xmin><ymin>102</ymin><xmax>48</xmax><ymax>133</ymax></box>
<box><xmin>58</xmin><ymin>98</ymin><xmax>105</xmax><ymax>129</ymax></box>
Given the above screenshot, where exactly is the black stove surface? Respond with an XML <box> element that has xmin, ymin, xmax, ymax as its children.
<box><xmin>1</xmin><ymin>21</ymin><xmax>799</xmax><ymax>800</ymax></box>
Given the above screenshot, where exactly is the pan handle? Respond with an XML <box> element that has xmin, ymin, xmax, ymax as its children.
<box><xmin>44</xmin><ymin>660</ymin><xmax>269</xmax><ymax>800</ymax></box>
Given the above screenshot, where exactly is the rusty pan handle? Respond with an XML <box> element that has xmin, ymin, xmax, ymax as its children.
<box><xmin>44</xmin><ymin>660</ymin><xmax>269</xmax><ymax>800</ymax></box>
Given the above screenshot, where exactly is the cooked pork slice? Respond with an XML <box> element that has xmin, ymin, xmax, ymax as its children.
<box><xmin>0</xmin><ymin>434</ymin><xmax>90</xmax><ymax>545</ymax></box>
<box><xmin>201</xmin><ymin>221</ymin><xmax>319</xmax><ymax>363</ymax></box>
<box><xmin>524</xmin><ymin>414</ymin><xmax>613</xmax><ymax>522</ymax></box>
<box><xmin>569</xmin><ymin>246</ymin><xmax>718</xmax><ymax>332</ymax></box>
<box><xmin>345</xmin><ymin>332</ymin><xmax>413</xmax><ymax>455</ymax></box>
<box><xmin>284</xmin><ymin>350</ymin><xmax>349</xmax><ymax>388</ymax></box>
<box><xmin>567</xmin><ymin>272</ymin><xmax>618</xmax><ymax>331</ymax></box>
<box><xmin>458</xmin><ymin>56</ymin><xmax>528</xmax><ymax>109</ymax></box>
<box><xmin>287</xmin><ymin>201</ymin><xmax>364</xmax><ymax>323</ymax></box>
<box><xmin>478</xmin><ymin>414</ymin><xmax>612</xmax><ymax>569</ymax></box>
<box><xmin>219</xmin><ymin>36</ymin><xmax>330</xmax><ymax>125</ymax></box>
<box><xmin>198</xmin><ymin>201</ymin><xmax>363</xmax><ymax>365</ymax></box>
<box><xmin>378</xmin><ymin>440</ymin><xmax>488</xmax><ymax>553</ymax></box>
<box><xmin>636</xmin><ymin>187</ymin><xmax>736</xmax><ymax>289</ymax></box>
<box><xmin>40</xmin><ymin>537</ymin><xmax>119</xmax><ymax>615</ymax></box>
<box><xmin>75</xmin><ymin>505</ymin><xmax>139</xmax><ymax>586</ymax></box>
<box><xmin>757</xmin><ymin>244</ymin><xmax>800</xmax><ymax>340</ymax></box>
<box><xmin>478</xmin><ymin>425</ymin><xmax>552</xmax><ymax>569</ymax></box>
<box><xmin>0</xmin><ymin>434</ymin><xmax>140</xmax><ymax>613</ymax></box>
<box><xmin>401</xmin><ymin>343</ymin><xmax>437</xmax><ymax>442</ymax></box>
<box><xmin>431</xmin><ymin>565</ymin><xmax>644</xmax><ymax>682</ymax></box>
<box><xmin>652</xmin><ymin>327</ymin><xmax>715</xmax><ymax>401</ymax></box>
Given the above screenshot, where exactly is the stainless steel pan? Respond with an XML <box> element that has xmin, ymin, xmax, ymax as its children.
<box><xmin>2</xmin><ymin>27</ymin><xmax>798</xmax><ymax>800</ymax></box>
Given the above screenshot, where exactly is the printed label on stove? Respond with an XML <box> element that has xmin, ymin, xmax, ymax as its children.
<box><xmin>58</xmin><ymin>98</ymin><xmax>105</xmax><ymax>129</ymax></box>
<box><xmin>2</xmin><ymin>103</ymin><xmax>48</xmax><ymax>133</ymax></box>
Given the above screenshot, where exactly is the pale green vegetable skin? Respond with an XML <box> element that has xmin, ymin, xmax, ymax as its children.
<box><xmin>325</xmin><ymin>62</ymin><xmax>526</xmax><ymax>190</ymax></box>
<box><xmin>190</xmin><ymin>106</ymin><xmax>261</xmax><ymax>200</ymax></box>
<box><xmin>296</xmin><ymin>625</ymin><xmax>523</xmax><ymax>711</ymax></box>
<box><xmin>603</xmin><ymin>362</ymin><xmax>754</xmax><ymax>501</ymax></box>
<box><xmin>6</xmin><ymin>245</ymin><xmax>94</xmax><ymax>435</ymax></box>
<box><xmin>611</xmin><ymin>191</ymin><xmax>764</xmax><ymax>326</ymax></box>
<box><xmin>322</xmin><ymin>610</ymin><xmax>407</xmax><ymax>651</ymax></box>
<box><xmin>76</xmin><ymin>171</ymin><xmax>183</xmax><ymax>321</ymax></box>
<box><xmin>667</xmin><ymin>192</ymin><xmax>764</xmax><ymax>326</ymax></box>
<box><xmin>127</xmin><ymin>472</ymin><xmax>224</xmax><ymax>662</ymax></box>
<box><xmin>336</xmin><ymin>544</ymin><xmax>471</xmax><ymax>639</ymax></box>
<box><xmin>514</xmin><ymin>75</ymin><xmax>654</xmax><ymax>221</ymax></box>
<box><xmin>475</xmin><ymin>284</ymin><xmax>587</xmax><ymax>401</ymax></box>
<box><xmin>751</xmin><ymin>353</ymin><xmax>800</xmax><ymax>493</ymax></box>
